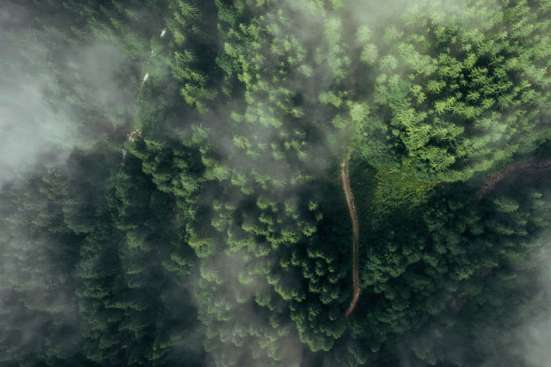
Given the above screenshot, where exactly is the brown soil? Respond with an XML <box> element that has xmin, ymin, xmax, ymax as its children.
<box><xmin>340</xmin><ymin>157</ymin><xmax>361</xmax><ymax>317</ymax></box>
<box><xmin>477</xmin><ymin>159</ymin><xmax>551</xmax><ymax>199</ymax></box>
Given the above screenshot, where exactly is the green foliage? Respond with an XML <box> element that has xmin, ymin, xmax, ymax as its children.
<box><xmin>0</xmin><ymin>166</ymin><xmax>85</xmax><ymax>366</ymax></box>
<box><xmin>2</xmin><ymin>0</ymin><xmax>551</xmax><ymax>366</ymax></box>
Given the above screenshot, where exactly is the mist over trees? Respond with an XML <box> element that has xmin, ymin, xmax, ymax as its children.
<box><xmin>0</xmin><ymin>1</ymin><xmax>550</xmax><ymax>366</ymax></box>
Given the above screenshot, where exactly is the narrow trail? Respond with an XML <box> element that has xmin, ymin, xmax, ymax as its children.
<box><xmin>340</xmin><ymin>157</ymin><xmax>361</xmax><ymax>317</ymax></box>
<box><xmin>335</xmin><ymin>157</ymin><xmax>551</xmax><ymax>317</ymax></box>
<box><xmin>477</xmin><ymin>159</ymin><xmax>551</xmax><ymax>199</ymax></box>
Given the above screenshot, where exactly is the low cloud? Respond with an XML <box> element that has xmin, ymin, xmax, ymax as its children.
<box><xmin>0</xmin><ymin>3</ymin><xmax>135</xmax><ymax>187</ymax></box>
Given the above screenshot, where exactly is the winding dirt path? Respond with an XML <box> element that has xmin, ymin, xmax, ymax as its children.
<box><xmin>335</xmin><ymin>157</ymin><xmax>551</xmax><ymax>317</ymax></box>
<box><xmin>477</xmin><ymin>159</ymin><xmax>551</xmax><ymax>199</ymax></box>
<box><xmin>340</xmin><ymin>157</ymin><xmax>361</xmax><ymax>317</ymax></box>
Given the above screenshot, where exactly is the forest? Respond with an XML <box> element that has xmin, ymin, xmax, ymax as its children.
<box><xmin>0</xmin><ymin>0</ymin><xmax>550</xmax><ymax>366</ymax></box>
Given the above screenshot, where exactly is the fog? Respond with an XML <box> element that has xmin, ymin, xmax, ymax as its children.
<box><xmin>1</xmin><ymin>1</ymin><xmax>549</xmax><ymax>366</ymax></box>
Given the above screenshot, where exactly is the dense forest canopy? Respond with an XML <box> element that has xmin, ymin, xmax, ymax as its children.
<box><xmin>0</xmin><ymin>0</ymin><xmax>550</xmax><ymax>366</ymax></box>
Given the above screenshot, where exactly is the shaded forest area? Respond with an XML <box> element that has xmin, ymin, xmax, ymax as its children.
<box><xmin>0</xmin><ymin>1</ymin><xmax>550</xmax><ymax>366</ymax></box>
